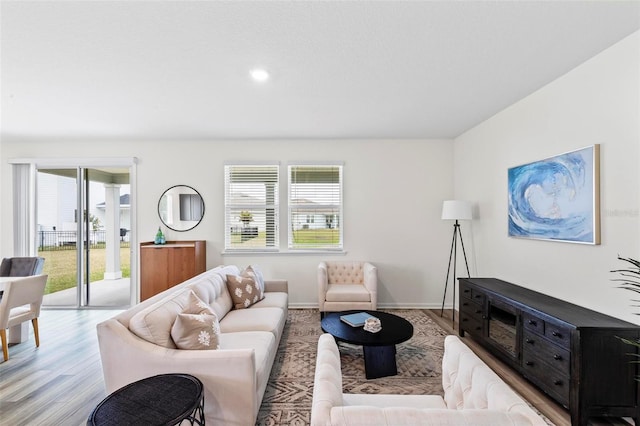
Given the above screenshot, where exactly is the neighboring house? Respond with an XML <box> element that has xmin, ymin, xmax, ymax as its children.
<box><xmin>95</xmin><ymin>193</ymin><xmax>132</xmax><ymax>235</ymax></box>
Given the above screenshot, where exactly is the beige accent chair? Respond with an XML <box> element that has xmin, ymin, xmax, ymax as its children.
<box><xmin>0</xmin><ymin>274</ymin><xmax>48</xmax><ymax>361</ymax></box>
<box><xmin>318</xmin><ymin>261</ymin><xmax>377</xmax><ymax>315</ymax></box>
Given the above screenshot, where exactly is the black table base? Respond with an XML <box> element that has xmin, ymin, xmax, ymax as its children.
<box><xmin>363</xmin><ymin>345</ymin><xmax>398</xmax><ymax>379</ymax></box>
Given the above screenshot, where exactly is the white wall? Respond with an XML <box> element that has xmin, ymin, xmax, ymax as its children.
<box><xmin>455</xmin><ymin>31</ymin><xmax>640</xmax><ymax>323</ymax></box>
<box><xmin>0</xmin><ymin>139</ymin><xmax>455</xmax><ymax>308</ymax></box>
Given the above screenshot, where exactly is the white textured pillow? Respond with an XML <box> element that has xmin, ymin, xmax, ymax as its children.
<box><xmin>171</xmin><ymin>291</ymin><xmax>221</xmax><ymax>350</ymax></box>
<box><xmin>244</xmin><ymin>265</ymin><xmax>265</xmax><ymax>299</ymax></box>
<box><xmin>226</xmin><ymin>274</ymin><xmax>261</xmax><ymax>309</ymax></box>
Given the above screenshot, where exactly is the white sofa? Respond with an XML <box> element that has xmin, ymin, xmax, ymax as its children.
<box><xmin>311</xmin><ymin>334</ymin><xmax>547</xmax><ymax>426</ymax></box>
<box><xmin>96</xmin><ymin>265</ymin><xmax>288</xmax><ymax>426</ymax></box>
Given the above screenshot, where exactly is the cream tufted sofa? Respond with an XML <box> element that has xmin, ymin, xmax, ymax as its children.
<box><xmin>318</xmin><ymin>261</ymin><xmax>377</xmax><ymax>315</ymax></box>
<box><xmin>311</xmin><ymin>334</ymin><xmax>547</xmax><ymax>426</ymax></box>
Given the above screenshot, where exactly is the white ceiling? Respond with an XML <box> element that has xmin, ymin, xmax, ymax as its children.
<box><xmin>1</xmin><ymin>0</ymin><xmax>639</xmax><ymax>141</ymax></box>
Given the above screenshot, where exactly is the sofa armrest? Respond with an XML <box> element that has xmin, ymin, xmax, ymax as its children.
<box><xmin>97</xmin><ymin>318</ymin><xmax>258</xmax><ymax>426</ymax></box>
<box><xmin>317</xmin><ymin>262</ymin><xmax>329</xmax><ymax>311</ymax></box>
<box><xmin>311</xmin><ymin>334</ymin><xmax>344</xmax><ymax>426</ymax></box>
<box><xmin>264</xmin><ymin>279</ymin><xmax>288</xmax><ymax>293</ymax></box>
<box><xmin>442</xmin><ymin>335</ymin><xmax>546</xmax><ymax>425</ymax></box>
<box><xmin>363</xmin><ymin>262</ymin><xmax>377</xmax><ymax>308</ymax></box>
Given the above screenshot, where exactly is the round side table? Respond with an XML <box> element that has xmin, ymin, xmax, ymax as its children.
<box><xmin>88</xmin><ymin>373</ymin><xmax>204</xmax><ymax>425</ymax></box>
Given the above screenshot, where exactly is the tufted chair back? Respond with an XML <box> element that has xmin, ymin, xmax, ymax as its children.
<box><xmin>326</xmin><ymin>261</ymin><xmax>365</xmax><ymax>285</ymax></box>
<box><xmin>318</xmin><ymin>261</ymin><xmax>377</xmax><ymax>314</ymax></box>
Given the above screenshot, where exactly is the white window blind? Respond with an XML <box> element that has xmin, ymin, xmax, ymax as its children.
<box><xmin>288</xmin><ymin>164</ymin><xmax>343</xmax><ymax>250</ymax></box>
<box><xmin>224</xmin><ymin>164</ymin><xmax>279</xmax><ymax>251</ymax></box>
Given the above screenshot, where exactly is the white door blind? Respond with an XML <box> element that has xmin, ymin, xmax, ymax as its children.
<box><xmin>288</xmin><ymin>165</ymin><xmax>343</xmax><ymax>250</ymax></box>
<box><xmin>225</xmin><ymin>164</ymin><xmax>279</xmax><ymax>250</ymax></box>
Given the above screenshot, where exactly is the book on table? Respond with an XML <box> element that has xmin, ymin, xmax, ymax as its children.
<box><xmin>340</xmin><ymin>312</ymin><xmax>376</xmax><ymax>327</ymax></box>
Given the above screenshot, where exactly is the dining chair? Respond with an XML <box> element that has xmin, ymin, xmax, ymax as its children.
<box><xmin>0</xmin><ymin>257</ymin><xmax>45</xmax><ymax>277</ymax></box>
<box><xmin>0</xmin><ymin>274</ymin><xmax>48</xmax><ymax>361</ymax></box>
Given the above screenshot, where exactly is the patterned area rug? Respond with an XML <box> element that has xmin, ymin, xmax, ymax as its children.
<box><xmin>256</xmin><ymin>309</ymin><xmax>449</xmax><ymax>426</ymax></box>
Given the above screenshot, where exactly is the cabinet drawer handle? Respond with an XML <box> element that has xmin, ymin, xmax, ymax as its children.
<box><xmin>553</xmin><ymin>354</ymin><xmax>563</xmax><ymax>361</ymax></box>
<box><xmin>475</xmin><ymin>326</ymin><xmax>481</xmax><ymax>331</ymax></box>
<box><xmin>462</xmin><ymin>302</ymin><xmax>469</xmax><ymax>306</ymax></box>
<box><xmin>525</xmin><ymin>338</ymin><xmax>535</xmax><ymax>344</ymax></box>
<box><xmin>528</xmin><ymin>320</ymin><xmax>537</xmax><ymax>326</ymax></box>
<box><xmin>525</xmin><ymin>361</ymin><xmax>534</xmax><ymax>366</ymax></box>
<box><xmin>554</xmin><ymin>380</ymin><xmax>563</xmax><ymax>386</ymax></box>
<box><xmin>462</xmin><ymin>318</ymin><xmax>468</xmax><ymax>322</ymax></box>
<box><xmin>474</xmin><ymin>295</ymin><xmax>482</xmax><ymax>299</ymax></box>
<box><xmin>463</xmin><ymin>289</ymin><xmax>470</xmax><ymax>294</ymax></box>
<box><xmin>551</xmin><ymin>331</ymin><xmax>562</xmax><ymax>338</ymax></box>
<box><xmin>475</xmin><ymin>310</ymin><xmax>482</xmax><ymax>314</ymax></box>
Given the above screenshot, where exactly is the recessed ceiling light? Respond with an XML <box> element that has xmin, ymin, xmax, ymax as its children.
<box><xmin>250</xmin><ymin>68</ymin><xmax>270</xmax><ymax>82</ymax></box>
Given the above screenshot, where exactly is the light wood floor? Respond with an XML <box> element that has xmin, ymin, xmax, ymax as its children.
<box><xmin>0</xmin><ymin>309</ymin><xmax>633</xmax><ymax>425</ymax></box>
<box><xmin>0</xmin><ymin>309</ymin><xmax>121</xmax><ymax>426</ymax></box>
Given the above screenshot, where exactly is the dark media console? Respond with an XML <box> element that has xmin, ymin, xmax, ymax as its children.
<box><xmin>458</xmin><ymin>277</ymin><xmax>640</xmax><ymax>426</ymax></box>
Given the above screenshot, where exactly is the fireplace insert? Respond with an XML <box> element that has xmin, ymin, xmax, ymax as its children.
<box><xmin>487</xmin><ymin>298</ymin><xmax>519</xmax><ymax>361</ymax></box>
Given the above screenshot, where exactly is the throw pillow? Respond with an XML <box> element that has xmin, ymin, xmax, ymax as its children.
<box><xmin>244</xmin><ymin>265</ymin><xmax>265</xmax><ymax>299</ymax></box>
<box><xmin>171</xmin><ymin>291</ymin><xmax>221</xmax><ymax>350</ymax></box>
<box><xmin>226</xmin><ymin>274</ymin><xmax>261</xmax><ymax>309</ymax></box>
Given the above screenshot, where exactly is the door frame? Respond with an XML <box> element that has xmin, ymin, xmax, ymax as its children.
<box><xmin>9</xmin><ymin>157</ymin><xmax>138</xmax><ymax>308</ymax></box>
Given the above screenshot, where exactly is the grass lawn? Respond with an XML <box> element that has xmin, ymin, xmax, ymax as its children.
<box><xmin>229</xmin><ymin>228</ymin><xmax>340</xmax><ymax>248</ymax></box>
<box><xmin>38</xmin><ymin>247</ymin><xmax>131</xmax><ymax>294</ymax></box>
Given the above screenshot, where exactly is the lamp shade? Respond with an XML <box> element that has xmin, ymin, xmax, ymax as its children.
<box><xmin>441</xmin><ymin>200</ymin><xmax>472</xmax><ymax>220</ymax></box>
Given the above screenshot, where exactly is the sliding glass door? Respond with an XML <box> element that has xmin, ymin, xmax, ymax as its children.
<box><xmin>37</xmin><ymin>167</ymin><xmax>133</xmax><ymax>308</ymax></box>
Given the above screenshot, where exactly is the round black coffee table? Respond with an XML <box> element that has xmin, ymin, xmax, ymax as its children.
<box><xmin>87</xmin><ymin>373</ymin><xmax>204</xmax><ymax>425</ymax></box>
<box><xmin>321</xmin><ymin>310</ymin><xmax>413</xmax><ymax>379</ymax></box>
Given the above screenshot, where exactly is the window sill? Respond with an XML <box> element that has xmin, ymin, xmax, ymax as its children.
<box><xmin>222</xmin><ymin>250</ymin><xmax>346</xmax><ymax>256</ymax></box>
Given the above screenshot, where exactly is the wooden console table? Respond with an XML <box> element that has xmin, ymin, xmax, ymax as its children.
<box><xmin>459</xmin><ymin>277</ymin><xmax>640</xmax><ymax>426</ymax></box>
<box><xmin>140</xmin><ymin>240</ymin><xmax>206</xmax><ymax>301</ymax></box>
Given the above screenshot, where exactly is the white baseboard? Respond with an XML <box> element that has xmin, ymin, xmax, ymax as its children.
<box><xmin>287</xmin><ymin>302</ymin><xmax>446</xmax><ymax>310</ymax></box>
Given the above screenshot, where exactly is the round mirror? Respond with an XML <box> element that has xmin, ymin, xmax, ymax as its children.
<box><xmin>158</xmin><ymin>185</ymin><xmax>205</xmax><ymax>232</ymax></box>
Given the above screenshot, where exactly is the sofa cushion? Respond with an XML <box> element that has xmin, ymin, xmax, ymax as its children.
<box><xmin>251</xmin><ymin>292</ymin><xmax>288</xmax><ymax>310</ymax></box>
<box><xmin>171</xmin><ymin>291</ymin><xmax>221</xmax><ymax>350</ymax></box>
<box><xmin>342</xmin><ymin>394</ymin><xmax>446</xmax><ymax>409</ymax></box>
<box><xmin>220</xmin><ymin>307</ymin><xmax>285</xmax><ymax>341</ymax></box>
<box><xmin>218</xmin><ymin>331</ymin><xmax>277</xmax><ymax>397</ymax></box>
<box><xmin>328</xmin><ymin>408</ymin><xmax>540</xmax><ymax>426</ymax></box>
<box><xmin>227</xmin><ymin>274</ymin><xmax>263</xmax><ymax>309</ymax></box>
<box><xmin>128</xmin><ymin>288</ymin><xmax>192</xmax><ymax>348</ymax></box>
<box><xmin>325</xmin><ymin>284</ymin><xmax>371</xmax><ymax>302</ymax></box>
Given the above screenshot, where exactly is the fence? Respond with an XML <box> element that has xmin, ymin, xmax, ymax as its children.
<box><xmin>39</xmin><ymin>230</ymin><xmax>130</xmax><ymax>251</ymax></box>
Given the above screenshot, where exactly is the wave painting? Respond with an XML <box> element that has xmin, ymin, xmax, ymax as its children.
<box><xmin>508</xmin><ymin>145</ymin><xmax>599</xmax><ymax>244</ymax></box>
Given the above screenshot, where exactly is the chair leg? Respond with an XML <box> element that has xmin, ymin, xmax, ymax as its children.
<box><xmin>1</xmin><ymin>329</ymin><xmax>8</xmax><ymax>361</ymax></box>
<box><xmin>32</xmin><ymin>318</ymin><xmax>40</xmax><ymax>347</ymax></box>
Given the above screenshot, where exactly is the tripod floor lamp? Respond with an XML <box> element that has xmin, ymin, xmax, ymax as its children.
<box><xmin>440</xmin><ymin>200</ymin><xmax>472</xmax><ymax>328</ymax></box>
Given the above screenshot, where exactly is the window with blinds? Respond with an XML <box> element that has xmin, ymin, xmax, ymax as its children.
<box><xmin>224</xmin><ymin>164</ymin><xmax>279</xmax><ymax>250</ymax></box>
<box><xmin>288</xmin><ymin>164</ymin><xmax>343</xmax><ymax>250</ymax></box>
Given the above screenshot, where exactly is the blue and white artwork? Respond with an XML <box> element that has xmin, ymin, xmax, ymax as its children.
<box><xmin>508</xmin><ymin>145</ymin><xmax>600</xmax><ymax>244</ymax></box>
